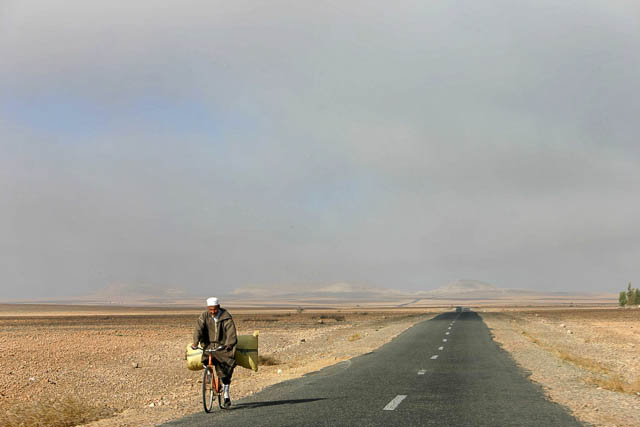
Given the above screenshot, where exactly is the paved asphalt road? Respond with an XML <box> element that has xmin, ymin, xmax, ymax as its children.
<box><xmin>164</xmin><ymin>311</ymin><xmax>582</xmax><ymax>426</ymax></box>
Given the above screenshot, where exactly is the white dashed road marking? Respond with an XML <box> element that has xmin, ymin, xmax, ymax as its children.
<box><xmin>443</xmin><ymin>339</ymin><xmax>447</xmax><ymax>342</ymax></box>
<box><xmin>438</xmin><ymin>346</ymin><xmax>444</xmax><ymax>350</ymax></box>
<box><xmin>417</xmin><ymin>369</ymin><xmax>426</xmax><ymax>375</ymax></box>
<box><xmin>383</xmin><ymin>395</ymin><xmax>407</xmax><ymax>411</ymax></box>
<box><xmin>430</xmin><ymin>355</ymin><xmax>438</xmax><ymax>360</ymax></box>
<box><xmin>448</xmin><ymin>327</ymin><xmax>452</xmax><ymax>330</ymax></box>
<box><xmin>445</xmin><ymin>332</ymin><xmax>450</xmax><ymax>335</ymax></box>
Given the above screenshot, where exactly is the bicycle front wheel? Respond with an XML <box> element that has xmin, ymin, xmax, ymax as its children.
<box><xmin>202</xmin><ymin>368</ymin><xmax>215</xmax><ymax>413</ymax></box>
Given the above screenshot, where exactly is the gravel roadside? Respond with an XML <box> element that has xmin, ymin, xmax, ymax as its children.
<box><xmin>481</xmin><ymin>309</ymin><xmax>640</xmax><ymax>427</ymax></box>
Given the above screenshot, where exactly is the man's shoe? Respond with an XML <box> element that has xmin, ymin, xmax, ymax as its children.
<box><xmin>223</xmin><ymin>397</ymin><xmax>231</xmax><ymax>409</ymax></box>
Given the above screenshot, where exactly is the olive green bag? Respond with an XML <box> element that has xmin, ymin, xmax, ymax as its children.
<box><xmin>235</xmin><ymin>331</ymin><xmax>259</xmax><ymax>372</ymax></box>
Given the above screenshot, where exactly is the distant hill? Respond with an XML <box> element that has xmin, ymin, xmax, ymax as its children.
<box><xmin>415</xmin><ymin>279</ymin><xmax>604</xmax><ymax>301</ymax></box>
<box><xmin>83</xmin><ymin>283</ymin><xmax>197</xmax><ymax>305</ymax></box>
<box><xmin>219</xmin><ymin>279</ymin><xmax>612</xmax><ymax>306</ymax></box>
<box><xmin>416</xmin><ymin>279</ymin><xmax>514</xmax><ymax>299</ymax></box>
<box><xmin>424</xmin><ymin>280</ymin><xmax>501</xmax><ymax>294</ymax></box>
<box><xmin>225</xmin><ymin>279</ymin><xmax>603</xmax><ymax>306</ymax></box>
<box><xmin>230</xmin><ymin>282</ymin><xmax>407</xmax><ymax>302</ymax></box>
<box><xmin>8</xmin><ymin>280</ymin><xmax>613</xmax><ymax>307</ymax></box>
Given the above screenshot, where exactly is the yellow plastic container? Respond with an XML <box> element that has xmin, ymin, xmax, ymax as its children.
<box><xmin>235</xmin><ymin>331</ymin><xmax>259</xmax><ymax>372</ymax></box>
<box><xmin>185</xmin><ymin>345</ymin><xmax>204</xmax><ymax>371</ymax></box>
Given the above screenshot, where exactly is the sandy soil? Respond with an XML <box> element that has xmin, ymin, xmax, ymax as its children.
<box><xmin>5</xmin><ymin>304</ymin><xmax>636</xmax><ymax>427</ymax></box>
<box><xmin>481</xmin><ymin>307</ymin><xmax>640</xmax><ymax>427</ymax></box>
<box><xmin>0</xmin><ymin>306</ymin><xmax>437</xmax><ymax>426</ymax></box>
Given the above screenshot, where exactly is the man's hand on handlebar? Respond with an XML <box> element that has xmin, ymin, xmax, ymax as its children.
<box><xmin>191</xmin><ymin>344</ymin><xmax>200</xmax><ymax>350</ymax></box>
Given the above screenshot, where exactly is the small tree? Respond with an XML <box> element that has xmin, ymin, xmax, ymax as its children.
<box><xmin>626</xmin><ymin>283</ymin><xmax>638</xmax><ymax>305</ymax></box>
<box><xmin>627</xmin><ymin>282</ymin><xmax>634</xmax><ymax>305</ymax></box>
<box><xmin>635</xmin><ymin>289</ymin><xmax>640</xmax><ymax>306</ymax></box>
<box><xmin>619</xmin><ymin>291</ymin><xmax>627</xmax><ymax>307</ymax></box>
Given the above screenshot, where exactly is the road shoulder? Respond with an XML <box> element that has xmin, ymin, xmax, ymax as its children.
<box><xmin>482</xmin><ymin>311</ymin><xmax>640</xmax><ymax>427</ymax></box>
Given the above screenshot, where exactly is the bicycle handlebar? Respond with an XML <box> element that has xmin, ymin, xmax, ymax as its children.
<box><xmin>203</xmin><ymin>345</ymin><xmax>226</xmax><ymax>354</ymax></box>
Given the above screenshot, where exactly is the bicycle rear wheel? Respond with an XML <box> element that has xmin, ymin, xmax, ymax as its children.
<box><xmin>202</xmin><ymin>368</ymin><xmax>215</xmax><ymax>413</ymax></box>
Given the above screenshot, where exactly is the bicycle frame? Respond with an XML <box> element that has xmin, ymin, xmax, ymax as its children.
<box><xmin>202</xmin><ymin>347</ymin><xmax>223</xmax><ymax>413</ymax></box>
<box><xmin>208</xmin><ymin>353</ymin><xmax>221</xmax><ymax>393</ymax></box>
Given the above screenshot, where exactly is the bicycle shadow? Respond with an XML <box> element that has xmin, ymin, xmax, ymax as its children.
<box><xmin>230</xmin><ymin>398</ymin><xmax>326</xmax><ymax>411</ymax></box>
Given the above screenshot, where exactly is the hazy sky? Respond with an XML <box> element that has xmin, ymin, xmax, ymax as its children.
<box><xmin>2</xmin><ymin>1</ymin><xmax>639</xmax><ymax>299</ymax></box>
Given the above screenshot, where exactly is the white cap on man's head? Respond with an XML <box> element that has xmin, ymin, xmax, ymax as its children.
<box><xmin>206</xmin><ymin>297</ymin><xmax>219</xmax><ymax>307</ymax></box>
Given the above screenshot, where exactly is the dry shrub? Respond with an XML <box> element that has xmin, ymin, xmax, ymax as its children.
<box><xmin>587</xmin><ymin>375</ymin><xmax>640</xmax><ymax>394</ymax></box>
<box><xmin>520</xmin><ymin>330</ymin><xmax>538</xmax><ymax>344</ymax></box>
<box><xmin>517</xmin><ymin>330</ymin><xmax>610</xmax><ymax>375</ymax></box>
<box><xmin>556</xmin><ymin>352</ymin><xmax>610</xmax><ymax>375</ymax></box>
<box><xmin>588</xmin><ymin>376</ymin><xmax>626</xmax><ymax>393</ymax></box>
<box><xmin>348</xmin><ymin>334</ymin><xmax>361</xmax><ymax>342</ymax></box>
<box><xmin>258</xmin><ymin>354</ymin><xmax>280</xmax><ymax>366</ymax></box>
<box><xmin>318</xmin><ymin>315</ymin><xmax>346</xmax><ymax>322</ymax></box>
<box><xmin>628</xmin><ymin>377</ymin><xmax>640</xmax><ymax>393</ymax></box>
<box><xmin>0</xmin><ymin>395</ymin><xmax>112</xmax><ymax>427</ymax></box>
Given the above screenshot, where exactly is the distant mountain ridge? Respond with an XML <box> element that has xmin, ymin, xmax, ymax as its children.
<box><xmin>95</xmin><ymin>283</ymin><xmax>188</xmax><ymax>298</ymax></box>
<box><xmin>232</xmin><ymin>280</ymin><xmax>508</xmax><ymax>300</ymax></box>
<box><xmin>228</xmin><ymin>279</ymin><xmax>602</xmax><ymax>303</ymax></box>
<box><xmin>15</xmin><ymin>280</ymin><xmax>611</xmax><ymax>306</ymax></box>
<box><xmin>416</xmin><ymin>279</ymin><xmax>593</xmax><ymax>299</ymax></box>
<box><xmin>423</xmin><ymin>280</ymin><xmax>501</xmax><ymax>294</ymax></box>
<box><xmin>230</xmin><ymin>282</ymin><xmax>406</xmax><ymax>300</ymax></box>
<box><xmin>84</xmin><ymin>283</ymin><xmax>195</xmax><ymax>304</ymax></box>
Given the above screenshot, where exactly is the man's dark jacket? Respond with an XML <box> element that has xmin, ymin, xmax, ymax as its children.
<box><xmin>192</xmin><ymin>308</ymin><xmax>237</xmax><ymax>370</ymax></box>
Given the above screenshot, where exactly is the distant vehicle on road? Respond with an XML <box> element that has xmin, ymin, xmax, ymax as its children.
<box><xmin>463</xmin><ymin>307</ymin><xmax>471</xmax><ymax>312</ymax></box>
<box><xmin>456</xmin><ymin>307</ymin><xmax>462</xmax><ymax>313</ymax></box>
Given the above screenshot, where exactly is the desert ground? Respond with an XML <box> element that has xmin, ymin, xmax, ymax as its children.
<box><xmin>0</xmin><ymin>305</ymin><xmax>436</xmax><ymax>427</ymax></box>
<box><xmin>482</xmin><ymin>307</ymin><xmax>640</xmax><ymax>427</ymax></box>
<box><xmin>1</xmin><ymin>304</ymin><xmax>638</xmax><ymax>427</ymax></box>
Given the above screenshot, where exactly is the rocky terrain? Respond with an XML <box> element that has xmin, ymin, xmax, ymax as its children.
<box><xmin>482</xmin><ymin>308</ymin><xmax>640</xmax><ymax>427</ymax></box>
<box><xmin>0</xmin><ymin>306</ymin><xmax>436</xmax><ymax>426</ymax></box>
<box><xmin>3</xmin><ymin>305</ymin><xmax>636</xmax><ymax>426</ymax></box>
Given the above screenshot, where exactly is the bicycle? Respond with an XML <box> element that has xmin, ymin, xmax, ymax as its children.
<box><xmin>202</xmin><ymin>345</ymin><xmax>225</xmax><ymax>413</ymax></box>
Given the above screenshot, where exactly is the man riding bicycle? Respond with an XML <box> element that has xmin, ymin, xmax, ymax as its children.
<box><xmin>192</xmin><ymin>297</ymin><xmax>237</xmax><ymax>408</ymax></box>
